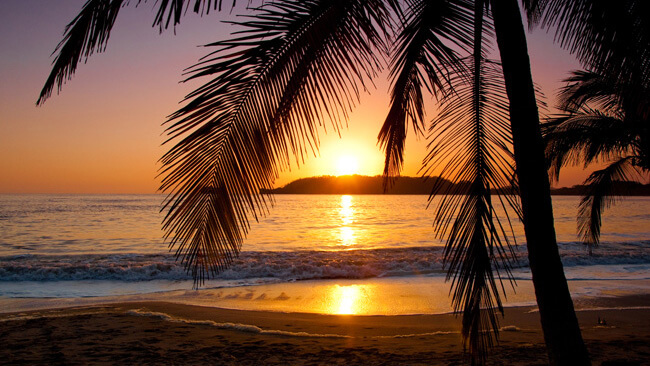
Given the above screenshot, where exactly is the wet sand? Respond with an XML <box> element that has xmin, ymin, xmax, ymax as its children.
<box><xmin>1</xmin><ymin>295</ymin><xmax>648</xmax><ymax>365</ymax></box>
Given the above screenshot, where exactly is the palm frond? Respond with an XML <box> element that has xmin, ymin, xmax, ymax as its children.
<box><xmin>37</xmin><ymin>0</ymin><xmax>125</xmax><ymax>105</ymax></box>
<box><xmin>543</xmin><ymin>68</ymin><xmax>650</xmax><ymax>182</ymax></box>
<box><xmin>521</xmin><ymin>0</ymin><xmax>543</xmax><ymax>26</ymax></box>
<box><xmin>556</xmin><ymin>70</ymin><xmax>623</xmax><ymax>113</ymax></box>
<box><xmin>159</xmin><ymin>0</ymin><xmax>392</xmax><ymax>285</ymax></box>
<box><xmin>578</xmin><ymin>156</ymin><xmax>642</xmax><ymax>248</ymax></box>
<box><xmin>422</xmin><ymin>4</ymin><xmax>519</xmax><ymax>362</ymax></box>
<box><xmin>533</xmin><ymin>0</ymin><xmax>650</xmax><ymax>84</ymax></box>
<box><xmin>148</xmin><ymin>0</ymin><xmax>226</xmax><ymax>31</ymax></box>
<box><xmin>37</xmin><ymin>0</ymin><xmax>239</xmax><ymax>105</ymax></box>
<box><xmin>543</xmin><ymin>65</ymin><xmax>650</xmax><ymax>252</ymax></box>
<box><xmin>544</xmin><ymin>112</ymin><xmax>632</xmax><ymax>181</ymax></box>
<box><xmin>557</xmin><ymin>70</ymin><xmax>650</xmax><ymax>127</ymax></box>
<box><xmin>379</xmin><ymin>0</ymin><xmax>474</xmax><ymax>182</ymax></box>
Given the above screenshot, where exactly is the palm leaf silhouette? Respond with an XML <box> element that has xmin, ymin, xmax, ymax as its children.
<box><xmin>37</xmin><ymin>0</ymin><xmax>125</xmax><ymax>105</ymax></box>
<box><xmin>578</xmin><ymin>157</ymin><xmax>640</xmax><ymax>250</ymax></box>
<box><xmin>379</xmin><ymin>0</ymin><xmax>473</xmax><ymax>182</ymax></box>
<box><xmin>544</xmin><ymin>70</ymin><xmax>648</xmax><ymax>248</ymax></box>
<box><xmin>158</xmin><ymin>0</ymin><xmax>393</xmax><ymax>285</ymax></box>
<box><xmin>37</xmin><ymin>0</ymin><xmax>231</xmax><ymax>105</ymax></box>
<box><xmin>544</xmin><ymin>111</ymin><xmax>631</xmax><ymax>182</ymax></box>
<box><xmin>421</xmin><ymin>3</ymin><xmax>520</xmax><ymax>361</ymax></box>
<box><xmin>151</xmin><ymin>0</ymin><xmax>226</xmax><ymax>30</ymax></box>
<box><xmin>534</xmin><ymin>0</ymin><xmax>650</xmax><ymax>84</ymax></box>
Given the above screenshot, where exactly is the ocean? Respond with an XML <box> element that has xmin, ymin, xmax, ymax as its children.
<box><xmin>1</xmin><ymin>194</ymin><xmax>649</xmax><ymax>314</ymax></box>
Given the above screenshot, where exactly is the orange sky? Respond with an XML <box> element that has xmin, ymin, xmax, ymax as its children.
<box><xmin>0</xmin><ymin>1</ymin><xmax>594</xmax><ymax>194</ymax></box>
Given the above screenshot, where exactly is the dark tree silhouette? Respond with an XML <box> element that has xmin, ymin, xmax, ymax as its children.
<box><xmin>539</xmin><ymin>0</ymin><xmax>650</xmax><ymax>255</ymax></box>
<box><xmin>544</xmin><ymin>71</ymin><xmax>649</xmax><ymax>249</ymax></box>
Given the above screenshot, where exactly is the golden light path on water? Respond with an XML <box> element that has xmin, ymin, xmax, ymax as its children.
<box><xmin>327</xmin><ymin>284</ymin><xmax>371</xmax><ymax>315</ymax></box>
<box><xmin>338</xmin><ymin>195</ymin><xmax>356</xmax><ymax>247</ymax></box>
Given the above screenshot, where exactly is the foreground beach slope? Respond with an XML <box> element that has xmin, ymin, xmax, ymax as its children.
<box><xmin>1</xmin><ymin>296</ymin><xmax>648</xmax><ymax>365</ymax></box>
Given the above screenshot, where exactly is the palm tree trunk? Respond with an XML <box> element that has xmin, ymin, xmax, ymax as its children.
<box><xmin>489</xmin><ymin>0</ymin><xmax>590</xmax><ymax>364</ymax></box>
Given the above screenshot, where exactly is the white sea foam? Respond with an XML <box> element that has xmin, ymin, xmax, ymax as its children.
<box><xmin>127</xmin><ymin>308</ymin><xmax>351</xmax><ymax>338</ymax></box>
<box><xmin>374</xmin><ymin>331</ymin><xmax>459</xmax><ymax>338</ymax></box>
<box><xmin>1</xmin><ymin>241</ymin><xmax>649</xmax><ymax>283</ymax></box>
<box><xmin>499</xmin><ymin>325</ymin><xmax>521</xmax><ymax>332</ymax></box>
<box><xmin>127</xmin><ymin>308</ymin><xmax>464</xmax><ymax>339</ymax></box>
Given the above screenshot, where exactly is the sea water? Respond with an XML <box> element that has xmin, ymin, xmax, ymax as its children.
<box><xmin>1</xmin><ymin>194</ymin><xmax>649</xmax><ymax>314</ymax></box>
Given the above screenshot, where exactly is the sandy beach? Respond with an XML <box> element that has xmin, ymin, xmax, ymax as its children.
<box><xmin>1</xmin><ymin>295</ymin><xmax>648</xmax><ymax>365</ymax></box>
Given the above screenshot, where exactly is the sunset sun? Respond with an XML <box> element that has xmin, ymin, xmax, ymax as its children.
<box><xmin>335</xmin><ymin>155</ymin><xmax>359</xmax><ymax>176</ymax></box>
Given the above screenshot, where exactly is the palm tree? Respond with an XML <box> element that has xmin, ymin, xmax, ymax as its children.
<box><xmin>527</xmin><ymin>1</ymin><xmax>649</xmax><ymax>364</ymax></box>
<box><xmin>37</xmin><ymin>0</ymin><xmax>621</xmax><ymax>364</ymax></box>
<box><xmin>544</xmin><ymin>70</ymin><xmax>649</xmax><ymax>249</ymax></box>
<box><xmin>488</xmin><ymin>1</ymin><xmax>590</xmax><ymax>364</ymax></box>
<box><xmin>539</xmin><ymin>0</ymin><xmax>650</xmax><ymax>253</ymax></box>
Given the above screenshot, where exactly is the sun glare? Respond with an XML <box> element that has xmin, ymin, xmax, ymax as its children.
<box><xmin>329</xmin><ymin>285</ymin><xmax>371</xmax><ymax>315</ymax></box>
<box><xmin>335</xmin><ymin>155</ymin><xmax>359</xmax><ymax>176</ymax></box>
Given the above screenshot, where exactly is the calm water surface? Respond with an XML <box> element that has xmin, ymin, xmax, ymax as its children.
<box><xmin>3</xmin><ymin>194</ymin><xmax>649</xmax><ymax>254</ymax></box>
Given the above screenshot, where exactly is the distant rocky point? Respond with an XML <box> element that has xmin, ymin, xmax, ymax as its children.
<box><xmin>262</xmin><ymin>175</ymin><xmax>448</xmax><ymax>195</ymax></box>
<box><xmin>261</xmin><ymin>175</ymin><xmax>650</xmax><ymax>195</ymax></box>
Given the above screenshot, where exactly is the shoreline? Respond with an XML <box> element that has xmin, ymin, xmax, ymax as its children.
<box><xmin>3</xmin><ymin>271</ymin><xmax>649</xmax><ymax>316</ymax></box>
<box><xmin>1</xmin><ymin>295</ymin><xmax>648</xmax><ymax>365</ymax></box>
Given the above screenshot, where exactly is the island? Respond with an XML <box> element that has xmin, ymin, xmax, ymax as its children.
<box><xmin>261</xmin><ymin>175</ymin><xmax>650</xmax><ymax>195</ymax></box>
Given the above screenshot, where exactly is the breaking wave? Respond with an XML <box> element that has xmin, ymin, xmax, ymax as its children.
<box><xmin>1</xmin><ymin>241</ymin><xmax>648</xmax><ymax>283</ymax></box>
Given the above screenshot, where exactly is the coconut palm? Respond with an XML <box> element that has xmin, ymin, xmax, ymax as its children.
<box><xmin>37</xmin><ymin>0</ymin><xmax>604</xmax><ymax>364</ymax></box>
<box><xmin>538</xmin><ymin>0</ymin><xmax>650</xmax><ymax>253</ymax></box>
<box><xmin>488</xmin><ymin>2</ymin><xmax>591</xmax><ymax>363</ymax></box>
<box><xmin>544</xmin><ymin>70</ymin><xmax>650</xmax><ymax>249</ymax></box>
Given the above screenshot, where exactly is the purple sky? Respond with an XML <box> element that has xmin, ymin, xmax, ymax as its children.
<box><xmin>0</xmin><ymin>0</ymin><xmax>588</xmax><ymax>193</ymax></box>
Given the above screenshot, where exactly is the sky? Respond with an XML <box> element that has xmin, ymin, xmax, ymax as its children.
<box><xmin>0</xmin><ymin>0</ymin><xmax>590</xmax><ymax>194</ymax></box>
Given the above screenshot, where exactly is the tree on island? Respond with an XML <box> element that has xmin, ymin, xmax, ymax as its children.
<box><xmin>38</xmin><ymin>0</ymin><xmax>643</xmax><ymax>364</ymax></box>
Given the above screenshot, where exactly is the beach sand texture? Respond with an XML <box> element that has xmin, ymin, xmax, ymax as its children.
<box><xmin>1</xmin><ymin>296</ymin><xmax>648</xmax><ymax>365</ymax></box>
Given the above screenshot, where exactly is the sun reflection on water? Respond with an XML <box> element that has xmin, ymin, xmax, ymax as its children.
<box><xmin>339</xmin><ymin>195</ymin><xmax>354</xmax><ymax>224</ymax></box>
<box><xmin>339</xmin><ymin>226</ymin><xmax>355</xmax><ymax>246</ymax></box>
<box><xmin>338</xmin><ymin>195</ymin><xmax>356</xmax><ymax>246</ymax></box>
<box><xmin>326</xmin><ymin>284</ymin><xmax>372</xmax><ymax>315</ymax></box>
